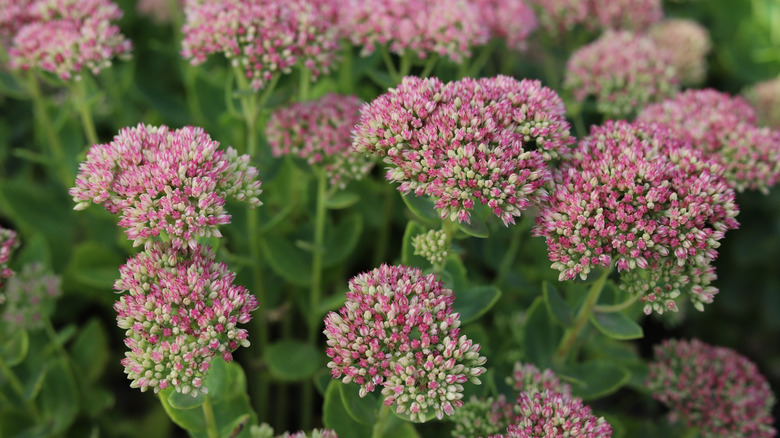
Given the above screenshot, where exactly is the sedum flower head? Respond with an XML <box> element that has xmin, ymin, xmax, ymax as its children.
<box><xmin>1</xmin><ymin>263</ymin><xmax>61</xmax><ymax>330</ymax></box>
<box><xmin>266</xmin><ymin>93</ymin><xmax>373</xmax><ymax>188</ymax></box>
<box><xmin>744</xmin><ymin>76</ymin><xmax>780</xmax><ymax>129</ymax></box>
<box><xmin>182</xmin><ymin>0</ymin><xmax>339</xmax><ymax>91</ymax></box>
<box><xmin>0</xmin><ymin>0</ymin><xmax>35</xmax><ymax>45</ymax></box>
<box><xmin>475</xmin><ymin>0</ymin><xmax>538</xmax><ymax>52</ymax></box>
<box><xmin>564</xmin><ymin>30</ymin><xmax>678</xmax><ymax>118</ymax></box>
<box><xmin>323</xmin><ymin>264</ymin><xmax>487</xmax><ymax>422</ymax></box>
<box><xmin>534</xmin><ymin>121</ymin><xmax>739</xmax><ymax>314</ymax></box>
<box><xmin>70</xmin><ymin>124</ymin><xmax>262</xmax><ymax>250</ymax></box>
<box><xmin>638</xmin><ymin>89</ymin><xmax>780</xmax><ymax>193</ymax></box>
<box><xmin>498</xmin><ymin>389</ymin><xmax>613</xmax><ymax>438</ymax></box>
<box><xmin>338</xmin><ymin>0</ymin><xmax>489</xmax><ymax>63</ymax></box>
<box><xmin>649</xmin><ymin>18</ymin><xmax>711</xmax><ymax>86</ymax></box>
<box><xmin>0</xmin><ymin>227</ymin><xmax>19</xmax><ymax>293</ymax></box>
<box><xmin>412</xmin><ymin>229</ymin><xmax>449</xmax><ymax>267</ymax></box>
<box><xmin>115</xmin><ymin>242</ymin><xmax>258</xmax><ymax>395</ymax></box>
<box><xmin>508</xmin><ymin>362</ymin><xmax>571</xmax><ymax>396</ymax></box>
<box><xmin>451</xmin><ymin>394</ymin><xmax>516</xmax><ymax>438</ymax></box>
<box><xmin>8</xmin><ymin>0</ymin><xmax>132</xmax><ymax>80</ymax></box>
<box><xmin>526</xmin><ymin>0</ymin><xmax>588</xmax><ymax>35</ymax></box>
<box><xmin>647</xmin><ymin>339</ymin><xmax>777</xmax><ymax>438</ymax></box>
<box><xmin>354</xmin><ymin>75</ymin><xmax>572</xmax><ymax>225</ymax></box>
<box><xmin>589</xmin><ymin>0</ymin><xmax>663</xmax><ymax>32</ymax></box>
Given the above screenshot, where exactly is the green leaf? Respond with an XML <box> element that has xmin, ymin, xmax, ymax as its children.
<box><xmin>42</xmin><ymin>324</ymin><xmax>77</xmax><ymax>357</ymax></box>
<box><xmin>590</xmin><ymin>312</ymin><xmax>643</xmax><ymax>340</ymax></box>
<box><xmin>265</xmin><ymin>341</ymin><xmax>321</xmax><ymax>381</ymax></box>
<box><xmin>0</xmin><ymin>329</ymin><xmax>29</xmax><ymax>366</ymax></box>
<box><xmin>442</xmin><ymin>255</ymin><xmax>467</xmax><ymax>293</ymax></box>
<box><xmin>260</xmin><ymin>234</ymin><xmax>311</xmax><ymax>287</ymax></box>
<box><xmin>522</xmin><ymin>297</ymin><xmax>563</xmax><ymax>368</ymax></box>
<box><xmin>339</xmin><ymin>381</ymin><xmax>378</xmax><ymax>425</ymax></box>
<box><xmin>323</xmin><ymin>382</ymin><xmax>373</xmax><ymax>438</ymax></box>
<box><xmin>0</xmin><ymin>70</ymin><xmax>27</xmax><ymax>99</ymax></box>
<box><xmin>561</xmin><ymin>360</ymin><xmax>631</xmax><ymax>400</ymax></box>
<box><xmin>318</xmin><ymin>293</ymin><xmax>347</xmax><ymax>317</ymax></box>
<box><xmin>204</xmin><ymin>357</ymin><xmax>230</xmax><ymax>403</ymax></box>
<box><xmin>381</xmin><ymin>415</ymin><xmax>421</xmax><ymax>438</ymax></box>
<box><xmin>168</xmin><ymin>389</ymin><xmax>208</xmax><ymax>410</ymax></box>
<box><xmin>66</xmin><ymin>241</ymin><xmax>123</xmax><ymax>290</ymax></box>
<box><xmin>39</xmin><ymin>358</ymin><xmax>78</xmax><ymax>434</ymax></box>
<box><xmin>24</xmin><ymin>364</ymin><xmax>47</xmax><ymax>401</ymax></box>
<box><xmin>81</xmin><ymin>387</ymin><xmax>115</xmax><ymax>418</ymax></box>
<box><xmin>401</xmin><ymin>221</ymin><xmax>429</xmax><ymax>269</ymax></box>
<box><xmin>69</xmin><ymin>319</ymin><xmax>109</xmax><ymax>384</ymax></box>
<box><xmin>13</xmin><ymin>233</ymin><xmax>50</xmax><ymax>270</ymax></box>
<box><xmin>543</xmin><ymin>282</ymin><xmax>573</xmax><ymax>327</ymax></box>
<box><xmin>323</xmin><ymin>214</ymin><xmax>363</xmax><ymax>268</ymax></box>
<box><xmin>456</xmin><ymin>215</ymin><xmax>489</xmax><ymax>238</ymax></box>
<box><xmin>159</xmin><ymin>388</ymin><xmax>206</xmax><ymax>433</ymax></box>
<box><xmin>401</xmin><ymin>194</ymin><xmax>440</xmax><ymax>227</ymax></box>
<box><xmin>453</xmin><ymin>285</ymin><xmax>501</xmax><ymax>324</ymax></box>
<box><xmin>326</xmin><ymin>191</ymin><xmax>360</xmax><ymax>210</ymax></box>
<box><xmin>314</xmin><ymin>369</ymin><xmax>333</xmax><ymax>396</ymax></box>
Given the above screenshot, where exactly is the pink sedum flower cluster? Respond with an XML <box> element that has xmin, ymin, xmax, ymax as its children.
<box><xmin>649</xmin><ymin>18</ymin><xmax>711</xmax><ymax>86</ymax></box>
<box><xmin>638</xmin><ymin>89</ymin><xmax>780</xmax><ymax>193</ymax></box>
<box><xmin>647</xmin><ymin>339</ymin><xmax>777</xmax><ymax>438</ymax></box>
<box><xmin>528</xmin><ymin>0</ymin><xmax>661</xmax><ymax>35</ymax></box>
<box><xmin>338</xmin><ymin>0</ymin><xmax>489</xmax><ymax>63</ymax></box>
<box><xmin>115</xmin><ymin>243</ymin><xmax>259</xmax><ymax>395</ymax></box>
<box><xmin>137</xmin><ymin>0</ymin><xmax>182</xmax><ymax>24</ymax></box>
<box><xmin>744</xmin><ymin>76</ymin><xmax>780</xmax><ymax>129</ymax></box>
<box><xmin>181</xmin><ymin>0</ymin><xmax>339</xmax><ymax>91</ymax></box>
<box><xmin>535</xmin><ymin>121</ymin><xmax>739</xmax><ymax>314</ymax></box>
<box><xmin>0</xmin><ymin>227</ymin><xmax>19</xmax><ymax>292</ymax></box>
<box><xmin>564</xmin><ymin>30</ymin><xmax>678</xmax><ymax>118</ymax></box>
<box><xmin>508</xmin><ymin>362</ymin><xmax>571</xmax><ymax>395</ymax></box>
<box><xmin>475</xmin><ymin>0</ymin><xmax>538</xmax><ymax>51</ymax></box>
<box><xmin>8</xmin><ymin>0</ymin><xmax>131</xmax><ymax>80</ymax></box>
<box><xmin>1</xmin><ymin>263</ymin><xmax>61</xmax><ymax>330</ymax></box>
<box><xmin>323</xmin><ymin>264</ymin><xmax>487</xmax><ymax>422</ymax></box>
<box><xmin>0</xmin><ymin>0</ymin><xmax>35</xmax><ymax>45</ymax></box>
<box><xmin>354</xmin><ymin>75</ymin><xmax>572</xmax><ymax>225</ymax></box>
<box><xmin>491</xmin><ymin>390</ymin><xmax>613</xmax><ymax>438</ymax></box>
<box><xmin>266</xmin><ymin>93</ymin><xmax>373</xmax><ymax>188</ymax></box>
<box><xmin>70</xmin><ymin>124</ymin><xmax>262</xmax><ymax>250</ymax></box>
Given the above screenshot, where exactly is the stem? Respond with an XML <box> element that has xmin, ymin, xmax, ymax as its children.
<box><xmin>298</xmin><ymin>66</ymin><xmax>311</xmax><ymax>102</ymax></box>
<box><xmin>44</xmin><ymin>317</ymin><xmax>68</xmax><ymax>359</ymax></box>
<box><xmin>399</xmin><ymin>51</ymin><xmax>413</xmax><ymax>78</ymax></box>
<box><xmin>371</xmin><ymin>405</ymin><xmax>391</xmax><ymax>438</ymax></box>
<box><xmin>248</xmin><ymin>207</ymin><xmax>269</xmax><ymax>422</ymax></box>
<box><xmin>468</xmin><ymin>40</ymin><xmax>497</xmax><ymax>78</ymax></box>
<box><xmin>338</xmin><ymin>41</ymin><xmax>354</xmax><ymax>94</ymax></box>
<box><xmin>593</xmin><ymin>293</ymin><xmax>639</xmax><ymax>313</ymax></box>
<box><xmin>495</xmin><ymin>216</ymin><xmax>531</xmax><ymax>286</ymax></box>
<box><xmin>0</xmin><ymin>356</ymin><xmax>42</xmax><ymax>423</ymax></box>
<box><xmin>202</xmin><ymin>397</ymin><xmax>219</xmax><ymax>438</ymax></box>
<box><xmin>308</xmin><ymin>168</ymin><xmax>328</xmax><ymax>343</ymax></box>
<box><xmin>380</xmin><ymin>46</ymin><xmax>400</xmax><ymax>84</ymax></box>
<box><xmin>71</xmin><ymin>78</ymin><xmax>99</xmax><ymax>146</ymax></box>
<box><xmin>420</xmin><ymin>55</ymin><xmax>438</xmax><ymax>78</ymax></box>
<box><xmin>555</xmin><ymin>268</ymin><xmax>611</xmax><ymax>364</ymax></box>
<box><xmin>371</xmin><ymin>183</ymin><xmax>396</xmax><ymax>267</ymax></box>
<box><xmin>26</xmin><ymin>73</ymin><xmax>69</xmax><ymax>186</ymax></box>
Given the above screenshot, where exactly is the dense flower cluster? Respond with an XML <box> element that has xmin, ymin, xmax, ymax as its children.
<box><xmin>338</xmin><ymin>0</ymin><xmax>489</xmax><ymax>63</ymax></box>
<box><xmin>649</xmin><ymin>18</ymin><xmax>711</xmax><ymax>86</ymax></box>
<box><xmin>0</xmin><ymin>227</ymin><xmax>19</xmax><ymax>293</ymax></box>
<box><xmin>0</xmin><ymin>0</ymin><xmax>34</xmax><ymax>45</ymax></box>
<box><xmin>114</xmin><ymin>243</ymin><xmax>258</xmax><ymax>395</ymax></box>
<box><xmin>508</xmin><ymin>362</ymin><xmax>571</xmax><ymax>395</ymax></box>
<box><xmin>528</xmin><ymin>0</ymin><xmax>661</xmax><ymax>35</ymax></box>
<box><xmin>412</xmin><ymin>229</ymin><xmax>449</xmax><ymax>267</ymax></box>
<box><xmin>647</xmin><ymin>339</ymin><xmax>777</xmax><ymax>437</ymax></box>
<box><xmin>452</xmin><ymin>395</ymin><xmax>516</xmax><ymax>438</ymax></box>
<box><xmin>638</xmin><ymin>89</ymin><xmax>780</xmax><ymax>193</ymax></box>
<box><xmin>266</xmin><ymin>93</ymin><xmax>373</xmax><ymax>188</ymax></box>
<box><xmin>8</xmin><ymin>0</ymin><xmax>131</xmax><ymax>80</ymax></box>
<box><xmin>70</xmin><ymin>124</ymin><xmax>262</xmax><ymax>249</ymax></box>
<box><xmin>1</xmin><ymin>263</ymin><xmax>61</xmax><ymax>330</ymax></box>
<box><xmin>744</xmin><ymin>76</ymin><xmax>780</xmax><ymax>129</ymax></box>
<box><xmin>323</xmin><ymin>264</ymin><xmax>487</xmax><ymax>422</ymax></box>
<box><xmin>251</xmin><ymin>424</ymin><xmax>338</xmax><ymax>438</ymax></box>
<box><xmin>535</xmin><ymin>121</ymin><xmax>739</xmax><ymax>314</ymax></box>
<box><xmin>564</xmin><ymin>30</ymin><xmax>677</xmax><ymax>117</ymax></box>
<box><xmin>475</xmin><ymin>0</ymin><xmax>538</xmax><ymax>51</ymax></box>
<box><xmin>494</xmin><ymin>390</ymin><xmax>613</xmax><ymax>438</ymax></box>
<box><xmin>137</xmin><ymin>0</ymin><xmax>180</xmax><ymax>24</ymax></box>
<box><xmin>182</xmin><ymin>0</ymin><xmax>339</xmax><ymax>91</ymax></box>
<box><xmin>354</xmin><ymin>75</ymin><xmax>572</xmax><ymax>225</ymax></box>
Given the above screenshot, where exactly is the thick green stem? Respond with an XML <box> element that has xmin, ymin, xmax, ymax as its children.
<box><xmin>398</xmin><ymin>51</ymin><xmax>413</xmax><ymax>78</ymax></box>
<box><xmin>371</xmin><ymin>404</ymin><xmax>391</xmax><ymax>438</ymax></box>
<box><xmin>298</xmin><ymin>66</ymin><xmax>311</xmax><ymax>102</ymax></box>
<box><xmin>26</xmin><ymin>73</ymin><xmax>69</xmax><ymax>186</ymax></box>
<box><xmin>248</xmin><ymin>207</ymin><xmax>269</xmax><ymax>422</ymax></box>
<box><xmin>420</xmin><ymin>55</ymin><xmax>438</xmax><ymax>78</ymax></box>
<box><xmin>338</xmin><ymin>42</ymin><xmax>355</xmax><ymax>94</ymax></box>
<box><xmin>555</xmin><ymin>268</ymin><xmax>611</xmax><ymax>364</ymax></box>
<box><xmin>380</xmin><ymin>46</ymin><xmax>401</xmax><ymax>84</ymax></box>
<box><xmin>467</xmin><ymin>40</ymin><xmax>498</xmax><ymax>78</ymax></box>
<box><xmin>593</xmin><ymin>294</ymin><xmax>639</xmax><ymax>313</ymax></box>
<box><xmin>495</xmin><ymin>216</ymin><xmax>531</xmax><ymax>286</ymax></box>
<box><xmin>371</xmin><ymin>183</ymin><xmax>396</xmax><ymax>266</ymax></box>
<box><xmin>308</xmin><ymin>168</ymin><xmax>328</xmax><ymax>343</ymax></box>
<box><xmin>0</xmin><ymin>356</ymin><xmax>42</xmax><ymax>423</ymax></box>
<box><xmin>72</xmin><ymin>78</ymin><xmax>99</xmax><ymax>146</ymax></box>
<box><xmin>202</xmin><ymin>397</ymin><xmax>219</xmax><ymax>438</ymax></box>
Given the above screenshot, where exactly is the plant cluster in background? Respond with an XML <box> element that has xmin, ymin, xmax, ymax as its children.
<box><xmin>1</xmin><ymin>0</ymin><xmax>779</xmax><ymax>437</ymax></box>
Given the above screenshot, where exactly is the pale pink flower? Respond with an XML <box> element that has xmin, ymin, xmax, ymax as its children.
<box><xmin>0</xmin><ymin>227</ymin><xmax>19</xmax><ymax>292</ymax></box>
<box><xmin>649</xmin><ymin>18</ymin><xmax>711</xmax><ymax>86</ymax></box>
<box><xmin>115</xmin><ymin>243</ymin><xmax>258</xmax><ymax>395</ymax></box>
<box><xmin>743</xmin><ymin>76</ymin><xmax>780</xmax><ymax>129</ymax></box>
<box><xmin>534</xmin><ymin>121</ymin><xmax>739</xmax><ymax>314</ymax></box>
<box><xmin>452</xmin><ymin>395</ymin><xmax>516</xmax><ymax>438</ymax></box>
<box><xmin>589</xmin><ymin>0</ymin><xmax>662</xmax><ymax>31</ymax></box>
<box><xmin>526</xmin><ymin>0</ymin><xmax>589</xmax><ymax>35</ymax></box>
<box><xmin>8</xmin><ymin>0</ymin><xmax>132</xmax><ymax>80</ymax></box>
<box><xmin>323</xmin><ymin>264</ymin><xmax>487</xmax><ymax>422</ymax></box>
<box><xmin>0</xmin><ymin>0</ymin><xmax>35</xmax><ymax>45</ymax></box>
<box><xmin>647</xmin><ymin>339</ymin><xmax>777</xmax><ymax>438</ymax></box>
<box><xmin>564</xmin><ymin>30</ymin><xmax>677</xmax><ymax>117</ymax></box>
<box><xmin>137</xmin><ymin>0</ymin><xmax>182</xmax><ymax>24</ymax></box>
<box><xmin>497</xmin><ymin>390</ymin><xmax>612</xmax><ymax>438</ymax></box>
<box><xmin>266</xmin><ymin>93</ymin><xmax>373</xmax><ymax>188</ymax></box>
<box><xmin>182</xmin><ymin>0</ymin><xmax>339</xmax><ymax>91</ymax></box>
<box><xmin>70</xmin><ymin>124</ymin><xmax>262</xmax><ymax>249</ymax></box>
<box><xmin>354</xmin><ymin>75</ymin><xmax>572</xmax><ymax>225</ymax></box>
<box><xmin>475</xmin><ymin>0</ymin><xmax>538</xmax><ymax>51</ymax></box>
